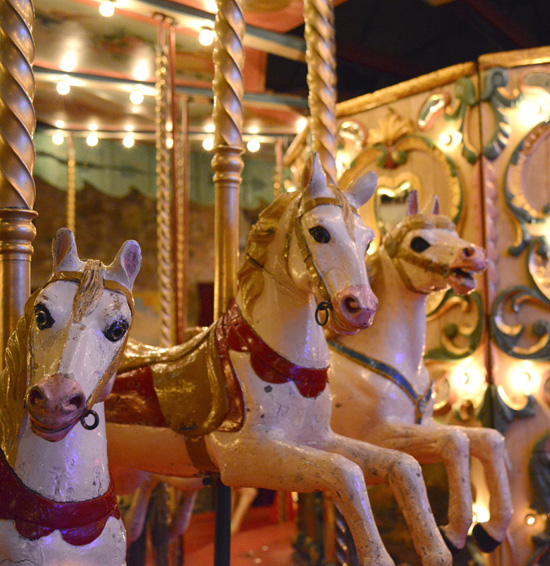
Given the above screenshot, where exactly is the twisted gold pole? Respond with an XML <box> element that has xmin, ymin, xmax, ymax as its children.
<box><xmin>304</xmin><ymin>0</ymin><xmax>337</xmax><ymax>186</ymax></box>
<box><xmin>211</xmin><ymin>0</ymin><xmax>245</xmax><ymax>319</ymax></box>
<box><xmin>66</xmin><ymin>134</ymin><xmax>76</xmax><ymax>235</ymax></box>
<box><xmin>155</xmin><ymin>22</ymin><xmax>175</xmax><ymax>348</ymax></box>
<box><xmin>0</xmin><ymin>0</ymin><xmax>37</xmax><ymax>363</ymax></box>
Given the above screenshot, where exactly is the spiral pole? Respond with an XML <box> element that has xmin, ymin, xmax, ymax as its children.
<box><xmin>304</xmin><ymin>0</ymin><xmax>338</xmax><ymax>186</ymax></box>
<box><xmin>0</xmin><ymin>0</ymin><xmax>37</xmax><ymax>363</ymax></box>
<box><xmin>66</xmin><ymin>134</ymin><xmax>76</xmax><ymax>235</ymax></box>
<box><xmin>211</xmin><ymin>0</ymin><xmax>245</xmax><ymax>318</ymax></box>
<box><xmin>155</xmin><ymin>21</ymin><xmax>175</xmax><ymax>348</ymax></box>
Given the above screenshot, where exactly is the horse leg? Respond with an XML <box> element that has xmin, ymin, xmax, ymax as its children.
<box><xmin>207</xmin><ymin>433</ymin><xmax>394</xmax><ymax>566</ymax></box>
<box><xmin>461</xmin><ymin>427</ymin><xmax>512</xmax><ymax>552</ymax></box>
<box><xmin>372</xmin><ymin>423</ymin><xmax>473</xmax><ymax>552</ymax></box>
<box><xmin>320</xmin><ymin>432</ymin><xmax>452</xmax><ymax>566</ymax></box>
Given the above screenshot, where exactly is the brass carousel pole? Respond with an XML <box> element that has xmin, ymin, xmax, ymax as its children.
<box><xmin>155</xmin><ymin>17</ymin><xmax>176</xmax><ymax>348</ymax></box>
<box><xmin>0</xmin><ymin>0</ymin><xmax>37</xmax><ymax>365</ymax></box>
<box><xmin>303</xmin><ymin>0</ymin><xmax>339</xmax><ymax>563</ymax></box>
<box><xmin>66</xmin><ymin>134</ymin><xmax>76</xmax><ymax>235</ymax></box>
<box><xmin>211</xmin><ymin>0</ymin><xmax>245</xmax><ymax>564</ymax></box>
<box><xmin>304</xmin><ymin>0</ymin><xmax>338</xmax><ymax>186</ymax></box>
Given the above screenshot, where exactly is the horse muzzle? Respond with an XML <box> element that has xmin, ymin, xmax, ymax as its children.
<box><xmin>25</xmin><ymin>373</ymin><xmax>87</xmax><ymax>442</ymax></box>
<box><xmin>329</xmin><ymin>285</ymin><xmax>378</xmax><ymax>335</ymax></box>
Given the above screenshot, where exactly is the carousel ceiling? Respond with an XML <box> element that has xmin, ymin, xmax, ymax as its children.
<box><xmin>32</xmin><ymin>0</ymin><xmax>550</xmax><ymax>147</ymax></box>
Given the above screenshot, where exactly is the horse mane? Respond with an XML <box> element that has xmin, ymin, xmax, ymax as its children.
<box><xmin>0</xmin><ymin>298</ymin><xmax>33</xmax><ymax>464</ymax></box>
<box><xmin>238</xmin><ymin>191</ymin><xmax>297</xmax><ymax>312</ymax></box>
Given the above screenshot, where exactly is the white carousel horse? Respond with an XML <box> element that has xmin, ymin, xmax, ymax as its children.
<box><xmin>0</xmin><ymin>228</ymin><xmax>141</xmax><ymax>565</ymax></box>
<box><xmin>106</xmin><ymin>154</ymin><xmax>452</xmax><ymax>566</ymax></box>
<box><xmin>330</xmin><ymin>191</ymin><xmax>513</xmax><ymax>554</ymax></box>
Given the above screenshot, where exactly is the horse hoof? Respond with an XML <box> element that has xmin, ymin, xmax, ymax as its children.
<box><xmin>439</xmin><ymin>528</ymin><xmax>461</xmax><ymax>556</ymax></box>
<box><xmin>472</xmin><ymin>523</ymin><xmax>501</xmax><ymax>553</ymax></box>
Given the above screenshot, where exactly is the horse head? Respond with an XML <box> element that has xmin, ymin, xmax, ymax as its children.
<box><xmin>382</xmin><ymin>190</ymin><xmax>487</xmax><ymax>295</ymax></box>
<box><xmin>280</xmin><ymin>153</ymin><xmax>378</xmax><ymax>334</ymax></box>
<box><xmin>23</xmin><ymin>229</ymin><xmax>141</xmax><ymax>442</ymax></box>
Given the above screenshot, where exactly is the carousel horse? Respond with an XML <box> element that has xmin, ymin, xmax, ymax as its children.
<box><xmin>0</xmin><ymin>228</ymin><xmax>141</xmax><ymax>565</ymax></box>
<box><xmin>330</xmin><ymin>190</ymin><xmax>512</xmax><ymax>555</ymax></box>
<box><xmin>106</xmin><ymin>154</ymin><xmax>452</xmax><ymax>566</ymax></box>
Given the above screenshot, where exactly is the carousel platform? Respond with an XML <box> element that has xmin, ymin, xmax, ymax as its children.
<box><xmin>185</xmin><ymin>506</ymin><xmax>298</xmax><ymax>566</ymax></box>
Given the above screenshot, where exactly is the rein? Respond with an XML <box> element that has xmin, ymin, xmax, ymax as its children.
<box><xmin>328</xmin><ymin>340</ymin><xmax>433</xmax><ymax>424</ymax></box>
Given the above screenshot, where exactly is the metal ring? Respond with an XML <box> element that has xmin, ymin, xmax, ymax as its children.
<box><xmin>80</xmin><ymin>409</ymin><xmax>100</xmax><ymax>431</ymax></box>
<box><xmin>315</xmin><ymin>301</ymin><xmax>333</xmax><ymax>327</ymax></box>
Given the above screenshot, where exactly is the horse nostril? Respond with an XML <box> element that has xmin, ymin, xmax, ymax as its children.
<box><xmin>68</xmin><ymin>393</ymin><xmax>85</xmax><ymax>411</ymax></box>
<box><xmin>343</xmin><ymin>296</ymin><xmax>361</xmax><ymax>315</ymax></box>
<box><xmin>27</xmin><ymin>388</ymin><xmax>45</xmax><ymax>407</ymax></box>
<box><xmin>463</xmin><ymin>246</ymin><xmax>475</xmax><ymax>258</ymax></box>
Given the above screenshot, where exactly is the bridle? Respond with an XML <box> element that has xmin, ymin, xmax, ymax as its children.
<box><xmin>26</xmin><ymin>269</ymin><xmax>134</xmax><ymax>431</ymax></box>
<box><xmin>383</xmin><ymin>214</ymin><xmax>456</xmax><ymax>294</ymax></box>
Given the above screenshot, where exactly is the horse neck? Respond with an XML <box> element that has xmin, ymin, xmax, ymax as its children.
<box><xmin>13</xmin><ymin>404</ymin><xmax>110</xmax><ymax>502</ymax></box>
<box><xmin>341</xmin><ymin>248</ymin><xmax>428</xmax><ymax>374</ymax></box>
<box><xmin>236</xmin><ymin>232</ymin><xmax>329</xmax><ymax>369</ymax></box>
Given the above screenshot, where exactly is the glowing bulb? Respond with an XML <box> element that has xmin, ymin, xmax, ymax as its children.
<box><xmin>166</xmin><ymin>136</ymin><xmax>174</xmax><ymax>149</ymax></box>
<box><xmin>133</xmin><ymin>62</ymin><xmax>149</xmax><ymax>81</ymax></box>
<box><xmin>52</xmin><ymin>131</ymin><xmax>64</xmax><ymax>145</ymax></box>
<box><xmin>123</xmin><ymin>133</ymin><xmax>135</xmax><ymax>148</ymax></box>
<box><xmin>204</xmin><ymin>123</ymin><xmax>215</xmax><ymax>133</ymax></box>
<box><xmin>439</xmin><ymin>132</ymin><xmax>453</xmax><ymax>146</ymax></box>
<box><xmin>520</xmin><ymin>100</ymin><xmax>542</xmax><ymax>123</ymax></box>
<box><xmin>60</xmin><ymin>53</ymin><xmax>76</xmax><ymax>72</ymax></box>
<box><xmin>99</xmin><ymin>0</ymin><xmax>115</xmax><ymax>17</ymax></box>
<box><xmin>129</xmin><ymin>89</ymin><xmax>144</xmax><ymax>105</ymax></box>
<box><xmin>88</xmin><ymin>123</ymin><xmax>98</xmax><ymax>131</ymax></box>
<box><xmin>247</xmin><ymin>138</ymin><xmax>260</xmax><ymax>153</ymax></box>
<box><xmin>525</xmin><ymin>513</ymin><xmax>536</xmax><ymax>526</ymax></box>
<box><xmin>86</xmin><ymin>133</ymin><xmax>98</xmax><ymax>147</ymax></box>
<box><xmin>55</xmin><ymin>120</ymin><xmax>65</xmax><ymax>128</ymax></box>
<box><xmin>297</xmin><ymin>116</ymin><xmax>308</xmax><ymax>133</ymax></box>
<box><xmin>202</xmin><ymin>137</ymin><xmax>214</xmax><ymax>151</ymax></box>
<box><xmin>166</xmin><ymin>121</ymin><xmax>173</xmax><ymax>132</ymax></box>
<box><xmin>248</xmin><ymin>125</ymin><xmax>259</xmax><ymax>135</ymax></box>
<box><xmin>198</xmin><ymin>27</ymin><xmax>215</xmax><ymax>46</ymax></box>
<box><xmin>124</xmin><ymin>124</ymin><xmax>134</xmax><ymax>132</ymax></box>
<box><xmin>57</xmin><ymin>80</ymin><xmax>70</xmax><ymax>95</ymax></box>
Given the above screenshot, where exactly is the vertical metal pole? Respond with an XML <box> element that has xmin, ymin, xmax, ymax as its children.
<box><xmin>304</xmin><ymin>0</ymin><xmax>338</xmax><ymax>186</ymax></box>
<box><xmin>0</xmin><ymin>0</ymin><xmax>37</xmax><ymax>364</ymax></box>
<box><xmin>156</xmin><ymin>19</ymin><xmax>176</xmax><ymax>348</ymax></box>
<box><xmin>211</xmin><ymin>0</ymin><xmax>245</xmax><ymax>564</ymax></box>
<box><xmin>66</xmin><ymin>134</ymin><xmax>76</xmax><ymax>235</ymax></box>
<box><xmin>303</xmin><ymin>0</ymin><xmax>338</xmax><ymax>563</ymax></box>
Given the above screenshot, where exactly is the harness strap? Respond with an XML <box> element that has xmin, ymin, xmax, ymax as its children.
<box><xmin>328</xmin><ymin>340</ymin><xmax>433</xmax><ymax>424</ymax></box>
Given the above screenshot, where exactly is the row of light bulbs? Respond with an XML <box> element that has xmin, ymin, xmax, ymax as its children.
<box><xmin>98</xmin><ymin>1</ymin><xmax>217</xmax><ymax>47</ymax></box>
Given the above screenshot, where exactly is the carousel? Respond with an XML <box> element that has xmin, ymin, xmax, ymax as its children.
<box><xmin>0</xmin><ymin>0</ymin><xmax>550</xmax><ymax>565</ymax></box>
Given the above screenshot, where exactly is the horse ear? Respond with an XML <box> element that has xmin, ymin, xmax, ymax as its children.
<box><xmin>302</xmin><ymin>153</ymin><xmax>329</xmax><ymax>198</ymax></box>
<box><xmin>52</xmin><ymin>228</ymin><xmax>83</xmax><ymax>273</ymax></box>
<box><xmin>406</xmin><ymin>190</ymin><xmax>419</xmax><ymax>216</ymax></box>
<box><xmin>106</xmin><ymin>240</ymin><xmax>142</xmax><ymax>290</ymax></box>
<box><xmin>431</xmin><ymin>195</ymin><xmax>441</xmax><ymax>215</ymax></box>
<box><xmin>345</xmin><ymin>171</ymin><xmax>377</xmax><ymax>209</ymax></box>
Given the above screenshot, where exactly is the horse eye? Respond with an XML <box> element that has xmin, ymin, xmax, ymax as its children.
<box><xmin>34</xmin><ymin>304</ymin><xmax>54</xmax><ymax>330</ymax></box>
<box><xmin>309</xmin><ymin>226</ymin><xmax>331</xmax><ymax>244</ymax></box>
<box><xmin>411</xmin><ymin>236</ymin><xmax>431</xmax><ymax>253</ymax></box>
<box><xmin>104</xmin><ymin>319</ymin><xmax>129</xmax><ymax>343</ymax></box>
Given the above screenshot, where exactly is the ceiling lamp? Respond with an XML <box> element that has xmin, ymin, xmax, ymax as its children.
<box><xmin>99</xmin><ymin>0</ymin><xmax>115</xmax><ymax>17</ymax></box>
<box><xmin>56</xmin><ymin>80</ymin><xmax>70</xmax><ymax>95</ymax></box>
<box><xmin>123</xmin><ymin>133</ymin><xmax>135</xmax><ymax>148</ymax></box>
<box><xmin>52</xmin><ymin>131</ymin><xmax>64</xmax><ymax>145</ymax></box>
<box><xmin>129</xmin><ymin>89</ymin><xmax>144</xmax><ymax>105</ymax></box>
<box><xmin>198</xmin><ymin>26</ymin><xmax>215</xmax><ymax>46</ymax></box>
<box><xmin>247</xmin><ymin>138</ymin><xmax>260</xmax><ymax>153</ymax></box>
<box><xmin>86</xmin><ymin>133</ymin><xmax>98</xmax><ymax>147</ymax></box>
<box><xmin>202</xmin><ymin>137</ymin><xmax>214</xmax><ymax>151</ymax></box>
